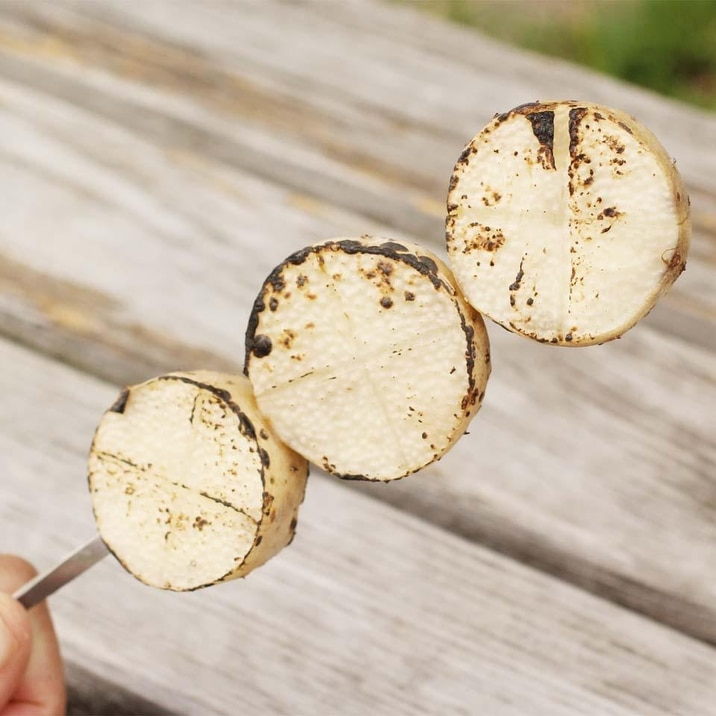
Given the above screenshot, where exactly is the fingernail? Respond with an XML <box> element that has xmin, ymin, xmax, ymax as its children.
<box><xmin>0</xmin><ymin>607</ymin><xmax>18</xmax><ymax>670</ymax></box>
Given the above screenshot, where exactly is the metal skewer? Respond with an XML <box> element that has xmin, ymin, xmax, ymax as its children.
<box><xmin>12</xmin><ymin>535</ymin><xmax>109</xmax><ymax>609</ymax></box>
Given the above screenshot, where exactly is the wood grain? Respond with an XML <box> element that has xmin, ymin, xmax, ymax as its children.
<box><xmin>0</xmin><ymin>0</ymin><xmax>714</xmax><ymax>706</ymax></box>
<box><xmin>2</xmin><ymin>338</ymin><xmax>716</xmax><ymax>715</ymax></box>
<box><xmin>0</xmin><ymin>0</ymin><xmax>713</xmax><ymax>648</ymax></box>
<box><xmin>0</xmin><ymin>0</ymin><xmax>713</xmax><ymax>347</ymax></box>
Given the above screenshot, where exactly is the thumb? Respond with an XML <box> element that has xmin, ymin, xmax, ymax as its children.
<box><xmin>0</xmin><ymin>593</ymin><xmax>32</xmax><ymax>711</ymax></box>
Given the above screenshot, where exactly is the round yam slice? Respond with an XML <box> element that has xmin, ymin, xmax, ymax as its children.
<box><xmin>446</xmin><ymin>100</ymin><xmax>691</xmax><ymax>346</ymax></box>
<box><xmin>88</xmin><ymin>371</ymin><xmax>308</xmax><ymax>591</ymax></box>
<box><xmin>245</xmin><ymin>237</ymin><xmax>490</xmax><ymax>482</ymax></box>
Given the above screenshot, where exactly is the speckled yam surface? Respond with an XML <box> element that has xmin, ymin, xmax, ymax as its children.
<box><xmin>88</xmin><ymin>371</ymin><xmax>308</xmax><ymax>590</ymax></box>
<box><xmin>246</xmin><ymin>238</ymin><xmax>490</xmax><ymax>481</ymax></box>
<box><xmin>446</xmin><ymin>101</ymin><xmax>691</xmax><ymax>346</ymax></box>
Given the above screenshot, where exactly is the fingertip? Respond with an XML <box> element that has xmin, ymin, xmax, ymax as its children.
<box><xmin>0</xmin><ymin>556</ymin><xmax>66</xmax><ymax>713</ymax></box>
<box><xmin>0</xmin><ymin>566</ymin><xmax>66</xmax><ymax>715</ymax></box>
<box><xmin>0</xmin><ymin>555</ymin><xmax>36</xmax><ymax>669</ymax></box>
<box><xmin>0</xmin><ymin>556</ymin><xmax>38</xmax><ymax>594</ymax></box>
<box><xmin>0</xmin><ymin>593</ymin><xmax>32</xmax><ymax>666</ymax></box>
<box><xmin>0</xmin><ymin>593</ymin><xmax>32</xmax><ymax>715</ymax></box>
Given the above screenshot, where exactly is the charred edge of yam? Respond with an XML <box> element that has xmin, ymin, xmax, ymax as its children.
<box><xmin>157</xmin><ymin>375</ymin><xmax>259</xmax><ymax>444</ymax></box>
<box><xmin>109</xmin><ymin>387</ymin><xmax>130</xmax><ymax>414</ymax></box>
<box><xmin>449</xmin><ymin>100</ymin><xmax>691</xmax><ymax>347</ymax></box>
<box><xmin>90</xmin><ymin>374</ymin><xmax>291</xmax><ymax>590</ymax></box>
<box><xmin>244</xmin><ymin>238</ymin><xmax>454</xmax><ymax>371</ymax></box>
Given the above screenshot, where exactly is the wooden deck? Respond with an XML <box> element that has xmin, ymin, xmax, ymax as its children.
<box><xmin>0</xmin><ymin>1</ymin><xmax>714</xmax><ymax>713</ymax></box>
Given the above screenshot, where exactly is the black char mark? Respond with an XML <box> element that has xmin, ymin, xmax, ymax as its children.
<box><xmin>109</xmin><ymin>387</ymin><xmax>130</xmax><ymax>414</ymax></box>
<box><xmin>568</xmin><ymin>107</ymin><xmax>588</xmax><ymax>158</ymax></box>
<box><xmin>458</xmin><ymin>313</ymin><xmax>477</xmax><ymax>410</ymax></box>
<box><xmin>510</xmin><ymin>101</ymin><xmax>541</xmax><ymax>114</ymax></box>
<box><xmin>244</xmin><ymin>294</ymin><xmax>266</xmax><ymax>372</ymax></box>
<box><xmin>417</xmin><ymin>254</ymin><xmax>438</xmax><ymax>275</ymax></box>
<box><xmin>334</xmin><ymin>239</ymin><xmax>364</xmax><ymax>254</ymax></box>
<box><xmin>244</xmin><ymin>244</ymin><xmax>317</xmax><ymax>371</ymax></box>
<box><xmin>494</xmin><ymin>101</ymin><xmax>540</xmax><ymax>124</ymax></box>
<box><xmin>380</xmin><ymin>241</ymin><xmax>409</xmax><ymax>253</ymax></box>
<box><xmin>250</xmin><ymin>335</ymin><xmax>273</xmax><ymax>358</ymax></box>
<box><xmin>567</xmin><ymin>106</ymin><xmax>589</xmax><ymax>197</ymax></box>
<box><xmin>455</xmin><ymin>144</ymin><xmax>476</xmax><ymax>166</ymax></box>
<box><xmin>332</xmin><ymin>469</ymin><xmax>414</xmax><ymax>483</ymax></box>
<box><xmin>509</xmin><ymin>258</ymin><xmax>525</xmax><ymax>292</ymax></box>
<box><xmin>526</xmin><ymin>111</ymin><xmax>556</xmax><ymax>170</ymax></box>
<box><xmin>334</xmin><ymin>239</ymin><xmax>444</xmax><ymax>290</ymax></box>
<box><xmin>158</xmin><ymin>376</ymin><xmax>263</xmax><ymax>476</ymax></box>
<box><xmin>286</xmin><ymin>245</ymin><xmax>314</xmax><ymax>267</ymax></box>
<box><xmin>258</xmin><ymin>447</ymin><xmax>271</xmax><ymax>469</ymax></box>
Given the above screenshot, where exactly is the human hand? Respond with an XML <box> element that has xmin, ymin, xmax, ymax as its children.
<box><xmin>0</xmin><ymin>556</ymin><xmax>66</xmax><ymax>715</ymax></box>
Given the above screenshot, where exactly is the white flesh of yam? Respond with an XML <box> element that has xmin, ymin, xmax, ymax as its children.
<box><xmin>245</xmin><ymin>237</ymin><xmax>490</xmax><ymax>482</ymax></box>
<box><xmin>88</xmin><ymin>371</ymin><xmax>308</xmax><ymax>591</ymax></box>
<box><xmin>446</xmin><ymin>100</ymin><xmax>691</xmax><ymax>346</ymax></box>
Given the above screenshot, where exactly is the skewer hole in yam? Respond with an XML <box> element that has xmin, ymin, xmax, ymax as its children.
<box><xmin>245</xmin><ymin>237</ymin><xmax>490</xmax><ymax>482</ymax></box>
<box><xmin>445</xmin><ymin>100</ymin><xmax>691</xmax><ymax>346</ymax></box>
<box><xmin>88</xmin><ymin>371</ymin><xmax>308</xmax><ymax>591</ymax></box>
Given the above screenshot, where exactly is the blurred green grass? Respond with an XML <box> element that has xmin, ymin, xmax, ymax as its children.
<box><xmin>398</xmin><ymin>0</ymin><xmax>716</xmax><ymax>111</ymax></box>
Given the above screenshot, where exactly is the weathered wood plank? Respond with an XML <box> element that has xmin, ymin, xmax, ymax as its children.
<box><xmin>0</xmin><ymin>0</ymin><xmax>713</xmax><ymax>347</ymax></box>
<box><xmin>0</xmin><ymin>1</ymin><xmax>713</xmax><ymax>648</ymax></box>
<box><xmin>2</xmin><ymin>338</ymin><xmax>716</xmax><ymax>715</ymax></box>
<box><xmin>378</xmin><ymin>326</ymin><xmax>716</xmax><ymax>638</ymax></box>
